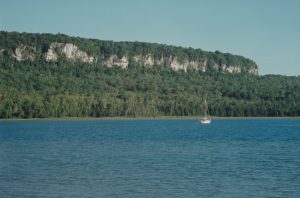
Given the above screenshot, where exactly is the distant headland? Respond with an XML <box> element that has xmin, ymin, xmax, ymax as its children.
<box><xmin>0</xmin><ymin>31</ymin><xmax>299</xmax><ymax>118</ymax></box>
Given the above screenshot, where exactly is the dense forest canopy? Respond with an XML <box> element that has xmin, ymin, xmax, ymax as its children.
<box><xmin>0</xmin><ymin>31</ymin><xmax>299</xmax><ymax>118</ymax></box>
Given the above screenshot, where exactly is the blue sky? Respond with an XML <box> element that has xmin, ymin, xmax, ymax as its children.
<box><xmin>1</xmin><ymin>0</ymin><xmax>300</xmax><ymax>75</ymax></box>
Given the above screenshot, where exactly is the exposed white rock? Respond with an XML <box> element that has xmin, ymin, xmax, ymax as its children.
<box><xmin>189</xmin><ymin>60</ymin><xmax>207</xmax><ymax>72</ymax></box>
<box><xmin>46</xmin><ymin>43</ymin><xmax>94</xmax><ymax>63</ymax></box>
<box><xmin>46</xmin><ymin>46</ymin><xmax>58</xmax><ymax>61</ymax></box>
<box><xmin>104</xmin><ymin>55</ymin><xmax>129</xmax><ymax>68</ymax></box>
<box><xmin>105</xmin><ymin>54</ymin><xmax>211</xmax><ymax>72</ymax></box>
<box><xmin>166</xmin><ymin>56</ymin><xmax>189</xmax><ymax>71</ymax></box>
<box><xmin>189</xmin><ymin>61</ymin><xmax>199</xmax><ymax>70</ymax></box>
<box><xmin>246</xmin><ymin>67</ymin><xmax>258</xmax><ymax>75</ymax></box>
<box><xmin>13</xmin><ymin>45</ymin><xmax>36</xmax><ymax>61</ymax></box>
<box><xmin>133</xmin><ymin>54</ymin><xmax>154</xmax><ymax>66</ymax></box>
<box><xmin>155</xmin><ymin>57</ymin><xmax>164</xmax><ymax>65</ymax></box>
<box><xmin>102</xmin><ymin>53</ymin><xmax>258</xmax><ymax>75</ymax></box>
<box><xmin>221</xmin><ymin>64</ymin><xmax>241</xmax><ymax>73</ymax></box>
<box><xmin>5</xmin><ymin>41</ymin><xmax>259</xmax><ymax>75</ymax></box>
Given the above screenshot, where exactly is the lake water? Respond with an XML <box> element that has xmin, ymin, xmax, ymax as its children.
<box><xmin>0</xmin><ymin>119</ymin><xmax>300</xmax><ymax>197</ymax></box>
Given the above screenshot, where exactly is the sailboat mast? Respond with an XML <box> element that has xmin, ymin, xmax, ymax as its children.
<box><xmin>205</xmin><ymin>99</ymin><xmax>210</xmax><ymax>118</ymax></box>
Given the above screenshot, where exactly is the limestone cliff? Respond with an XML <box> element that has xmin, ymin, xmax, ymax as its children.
<box><xmin>8</xmin><ymin>43</ymin><xmax>258</xmax><ymax>75</ymax></box>
<box><xmin>46</xmin><ymin>43</ymin><xmax>94</xmax><ymax>63</ymax></box>
<box><xmin>103</xmin><ymin>55</ymin><xmax>129</xmax><ymax>69</ymax></box>
<box><xmin>3</xmin><ymin>31</ymin><xmax>258</xmax><ymax>75</ymax></box>
<box><xmin>13</xmin><ymin>45</ymin><xmax>36</xmax><ymax>61</ymax></box>
<box><xmin>103</xmin><ymin>54</ymin><xmax>258</xmax><ymax>75</ymax></box>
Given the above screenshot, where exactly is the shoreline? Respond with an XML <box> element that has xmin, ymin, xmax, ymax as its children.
<box><xmin>1</xmin><ymin>116</ymin><xmax>300</xmax><ymax>121</ymax></box>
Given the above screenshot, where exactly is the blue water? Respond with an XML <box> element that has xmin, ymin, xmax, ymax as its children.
<box><xmin>0</xmin><ymin>119</ymin><xmax>300</xmax><ymax>197</ymax></box>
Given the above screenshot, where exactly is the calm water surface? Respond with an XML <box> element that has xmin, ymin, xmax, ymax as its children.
<box><xmin>0</xmin><ymin>119</ymin><xmax>300</xmax><ymax>197</ymax></box>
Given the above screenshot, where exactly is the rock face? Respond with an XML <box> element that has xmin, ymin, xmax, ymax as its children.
<box><xmin>8</xmin><ymin>42</ymin><xmax>258</xmax><ymax>75</ymax></box>
<box><xmin>133</xmin><ymin>54</ymin><xmax>155</xmax><ymax>66</ymax></box>
<box><xmin>131</xmin><ymin>54</ymin><xmax>207</xmax><ymax>71</ymax></box>
<box><xmin>165</xmin><ymin>56</ymin><xmax>206</xmax><ymax>72</ymax></box>
<box><xmin>46</xmin><ymin>43</ymin><xmax>94</xmax><ymax>63</ymax></box>
<box><xmin>103</xmin><ymin>54</ymin><xmax>258</xmax><ymax>74</ymax></box>
<box><xmin>104</xmin><ymin>55</ymin><xmax>129</xmax><ymax>69</ymax></box>
<box><xmin>245</xmin><ymin>67</ymin><xmax>259</xmax><ymax>75</ymax></box>
<box><xmin>221</xmin><ymin>64</ymin><xmax>241</xmax><ymax>73</ymax></box>
<box><xmin>13</xmin><ymin>45</ymin><xmax>36</xmax><ymax>61</ymax></box>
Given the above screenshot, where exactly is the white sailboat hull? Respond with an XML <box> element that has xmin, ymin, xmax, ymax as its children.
<box><xmin>200</xmin><ymin>119</ymin><xmax>211</xmax><ymax>124</ymax></box>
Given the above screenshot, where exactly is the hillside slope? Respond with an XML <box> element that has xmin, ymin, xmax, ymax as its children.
<box><xmin>1</xmin><ymin>31</ymin><xmax>299</xmax><ymax>118</ymax></box>
<box><xmin>0</xmin><ymin>31</ymin><xmax>258</xmax><ymax>75</ymax></box>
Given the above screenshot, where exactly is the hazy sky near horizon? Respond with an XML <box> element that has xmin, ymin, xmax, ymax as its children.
<box><xmin>1</xmin><ymin>0</ymin><xmax>300</xmax><ymax>75</ymax></box>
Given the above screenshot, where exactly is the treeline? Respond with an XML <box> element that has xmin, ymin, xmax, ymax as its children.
<box><xmin>0</xmin><ymin>57</ymin><xmax>299</xmax><ymax>118</ymax></box>
<box><xmin>0</xmin><ymin>31</ymin><xmax>257</xmax><ymax>69</ymax></box>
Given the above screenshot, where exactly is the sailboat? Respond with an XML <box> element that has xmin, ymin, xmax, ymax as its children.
<box><xmin>200</xmin><ymin>99</ymin><xmax>211</xmax><ymax>124</ymax></box>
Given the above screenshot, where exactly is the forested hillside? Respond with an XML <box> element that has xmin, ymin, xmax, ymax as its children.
<box><xmin>0</xmin><ymin>31</ymin><xmax>258</xmax><ymax>74</ymax></box>
<box><xmin>0</xmin><ymin>31</ymin><xmax>299</xmax><ymax>118</ymax></box>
